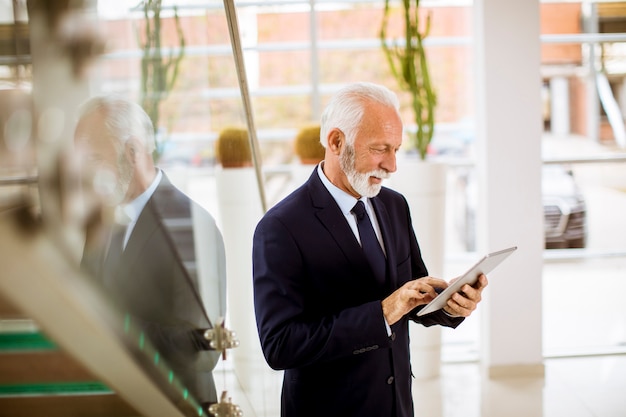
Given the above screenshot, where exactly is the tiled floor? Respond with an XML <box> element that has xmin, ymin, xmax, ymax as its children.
<box><xmin>214</xmin><ymin>352</ymin><xmax>626</xmax><ymax>417</ymax></box>
<box><xmin>421</xmin><ymin>355</ymin><xmax>626</xmax><ymax>417</ymax></box>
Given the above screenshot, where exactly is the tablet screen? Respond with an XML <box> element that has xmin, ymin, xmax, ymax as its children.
<box><xmin>416</xmin><ymin>246</ymin><xmax>517</xmax><ymax>317</ymax></box>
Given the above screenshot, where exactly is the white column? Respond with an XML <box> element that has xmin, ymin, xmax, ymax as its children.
<box><xmin>582</xmin><ymin>2</ymin><xmax>600</xmax><ymax>143</ymax></box>
<box><xmin>388</xmin><ymin>157</ymin><xmax>447</xmax><ymax>380</ymax></box>
<box><xmin>215</xmin><ymin>167</ymin><xmax>264</xmax><ymax>391</ymax></box>
<box><xmin>474</xmin><ymin>0</ymin><xmax>544</xmax><ymax>377</ymax></box>
<box><xmin>550</xmin><ymin>76</ymin><xmax>570</xmax><ymax>136</ymax></box>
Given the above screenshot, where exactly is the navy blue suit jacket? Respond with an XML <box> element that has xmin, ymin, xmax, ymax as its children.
<box><xmin>253</xmin><ymin>168</ymin><xmax>463</xmax><ymax>417</ymax></box>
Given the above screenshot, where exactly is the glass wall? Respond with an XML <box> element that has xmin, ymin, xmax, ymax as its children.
<box><xmin>1</xmin><ymin>0</ymin><xmax>625</xmax><ymax>415</ymax></box>
<box><xmin>538</xmin><ymin>0</ymin><xmax>626</xmax><ymax>356</ymax></box>
<box><xmin>442</xmin><ymin>0</ymin><xmax>626</xmax><ymax>360</ymax></box>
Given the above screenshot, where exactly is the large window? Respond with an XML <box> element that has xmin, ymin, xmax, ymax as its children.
<box><xmin>90</xmin><ymin>0</ymin><xmax>626</xmax><ymax>359</ymax></box>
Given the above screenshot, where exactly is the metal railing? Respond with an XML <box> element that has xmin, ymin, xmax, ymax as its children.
<box><xmin>0</xmin><ymin>175</ymin><xmax>37</xmax><ymax>186</ymax></box>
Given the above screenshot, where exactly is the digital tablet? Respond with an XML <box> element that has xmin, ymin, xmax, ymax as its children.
<box><xmin>416</xmin><ymin>246</ymin><xmax>517</xmax><ymax>317</ymax></box>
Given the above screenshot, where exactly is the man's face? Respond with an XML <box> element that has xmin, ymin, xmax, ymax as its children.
<box><xmin>74</xmin><ymin>112</ymin><xmax>133</xmax><ymax>206</ymax></box>
<box><xmin>339</xmin><ymin>102</ymin><xmax>403</xmax><ymax>198</ymax></box>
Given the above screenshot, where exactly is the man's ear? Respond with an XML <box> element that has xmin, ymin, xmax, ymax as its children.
<box><xmin>123</xmin><ymin>138</ymin><xmax>138</xmax><ymax>164</ymax></box>
<box><xmin>327</xmin><ymin>129</ymin><xmax>344</xmax><ymax>155</ymax></box>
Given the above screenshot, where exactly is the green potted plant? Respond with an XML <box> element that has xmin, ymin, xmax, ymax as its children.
<box><xmin>293</xmin><ymin>124</ymin><xmax>324</xmax><ymax>165</ymax></box>
<box><xmin>380</xmin><ymin>0</ymin><xmax>436</xmax><ymax>160</ymax></box>
<box><xmin>138</xmin><ymin>0</ymin><xmax>185</xmax><ymax>162</ymax></box>
<box><xmin>215</xmin><ymin>127</ymin><xmax>253</xmax><ymax>168</ymax></box>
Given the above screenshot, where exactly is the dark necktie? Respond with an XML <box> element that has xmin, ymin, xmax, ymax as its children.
<box><xmin>102</xmin><ymin>224</ymin><xmax>126</xmax><ymax>287</ymax></box>
<box><xmin>351</xmin><ymin>200</ymin><xmax>387</xmax><ymax>285</ymax></box>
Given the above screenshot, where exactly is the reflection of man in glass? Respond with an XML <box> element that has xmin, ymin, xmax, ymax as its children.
<box><xmin>75</xmin><ymin>96</ymin><xmax>226</xmax><ymax>409</ymax></box>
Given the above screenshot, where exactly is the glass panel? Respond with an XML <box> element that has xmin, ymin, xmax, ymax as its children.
<box><xmin>256</xmin><ymin>6</ymin><xmax>311</xmax><ymax>43</ymax></box>
<box><xmin>318</xmin><ymin>48</ymin><xmax>395</xmax><ymax>85</ymax></box>
<box><xmin>87</xmin><ymin>2</ymin><xmax>249</xmax><ymax>411</ymax></box>
<box><xmin>539</xmin><ymin>0</ymin><xmax>626</xmax><ymax>356</ymax></box>
<box><xmin>257</xmin><ymin>50</ymin><xmax>312</xmax><ymax>87</ymax></box>
<box><xmin>542</xmin><ymin>155</ymin><xmax>626</xmax><ymax>355</ymax></box>
<box><xmin>0</xmin><ymin>1</ymin><xmax>241</xmax><ymax>414</ymax></box>
<box><xmin>252</xmin><ymin>94</ymin><xmax>313</xmax><ymax>128</ymax></box>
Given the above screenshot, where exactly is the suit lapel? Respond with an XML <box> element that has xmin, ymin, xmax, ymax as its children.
<box><xmin>118</xmin><ymin>183</ymin><xmax>162</xmax><ymax>273</ymax></box>
<box><xmin>121</xmin><ymin>203</ymin><xmax>158</xmax><ymax>269</ymax></box>
<box><xmin>307</xmin><ymin>172</ymin><xmax>366</xmax><ymax>271</ymax></box>
<box><xmin>307</xmin><ymin>171</ymin><xmax>388</xmax><ymax>289</ymax></box>
<box><xmin>119</xmin><ymin>174</ymin><xmax>179</xmax><ymax>271</ymax></box>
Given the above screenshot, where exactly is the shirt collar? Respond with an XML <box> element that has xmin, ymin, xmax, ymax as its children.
<box><xmin>316</xmin><ymin>162</ymin><xmax>362</xmax><ymax>215</ymax></box>
<box><xmin>115</xmin><ymin>169</ymin><xmax>162</xmax><ymax>225</ymax></box>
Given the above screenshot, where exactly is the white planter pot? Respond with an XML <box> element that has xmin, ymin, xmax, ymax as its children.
<box><xmin>215</xmin><ymin>167</ymin><xmax>264</xmax><ymax>388</ymax></box>
<box><xmin>387</xmin><ymin>155</ymin><xmax>447</xmax><ymax>380</ymax></box>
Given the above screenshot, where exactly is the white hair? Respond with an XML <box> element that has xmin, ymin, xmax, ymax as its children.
<box><xmin>319</xmin><ymin>82</ymin><xmax>400</xmax><ymax>147</ymax></box>
<box><xmin>78</xmin><ymin>95</ymin><xmax>156</xmax><ymax>155</ymax></box>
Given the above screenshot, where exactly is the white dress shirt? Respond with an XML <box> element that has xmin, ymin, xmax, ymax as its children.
<box><xmin>316</xmin><ymin>163</ymin><xmax>386</xmax><ymax>255</ymax></box>
<box><xmin>115</xmin><ymin>169</ymin><xmax>163</xmax><ymax>250</ymax></box>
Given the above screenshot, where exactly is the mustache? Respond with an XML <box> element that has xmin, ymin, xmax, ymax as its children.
<box><xmin>368</xmin><ymin>169</ymin><xmax>391</xmax><ymax>180</ymax></box>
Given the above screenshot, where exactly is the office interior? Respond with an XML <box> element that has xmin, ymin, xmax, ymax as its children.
<box><xmin>0</xmin><ymin>0</ymin><xmax>625</xmax><ymax>416</ymax></box>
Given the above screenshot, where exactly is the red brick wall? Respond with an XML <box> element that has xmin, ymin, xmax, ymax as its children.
<box><xmin>541</xmin><ymin>3</ymin><xmax>583</xmax><ymax>65</ymax></box>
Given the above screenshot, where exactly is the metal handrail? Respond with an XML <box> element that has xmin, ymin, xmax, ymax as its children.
<box><xmin>0</xmin><ymin>175</ymin><xmax>38</xmax><ymax>186</ymax></box>
<box><xmin>543</xmin><ymin>154</ymin><xmax>626</xmax><ymax>165</ymax></box>
<box><xmin>433</xmin><ymin>153</ymin><xmax>626</xmax><ymax>168</ymax></box>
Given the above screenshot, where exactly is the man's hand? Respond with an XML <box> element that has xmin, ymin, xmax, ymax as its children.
<box><xmin>443</xmin><ymin>274</ymin><xmax>488</xmax><ymax>317</ymax></box>
<box><xmin>382</xmin><ymin>277</ymin><xmax>447</xmax><ymax>326</ymax></box>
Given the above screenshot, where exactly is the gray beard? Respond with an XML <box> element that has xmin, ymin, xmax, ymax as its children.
<box><xmin>339</xmin><ymin>142</ymin><xmax>389</xmax><ymax>198</ymax></box>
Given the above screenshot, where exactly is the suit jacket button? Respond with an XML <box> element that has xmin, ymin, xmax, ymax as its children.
<box><xmin>390</xmin><ymin>332</ymin><xmax>396</xmax><ymax>341</ymax></box>
<box><xmin>387</xmin><ymin>376</ymin><xmax>394</xmax><ymax>385</ymax></box>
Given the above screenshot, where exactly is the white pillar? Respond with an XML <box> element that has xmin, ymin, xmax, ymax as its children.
<box><xmin>582</xmin><ymin>2</ymin><xmax>600</xmax><ymax>143</ymax></box>
<box><xmin>388</xmin><ymin>157</ymin><xmax>447</xmax><ymax>380</ymax></box>
<box><xmin>550</xmin><ymin>76</ymin><xmax>570</xmax><ymax>136</ymax></box>
<box><xmin>215</xmin><ymin>167</ymin><xmax>264</xmax><ymax>390</ymax></box>
<box><xmin>474</xmin><ymin>0</ymin><xmax>544</xmax><ymax>377</ymax></box>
